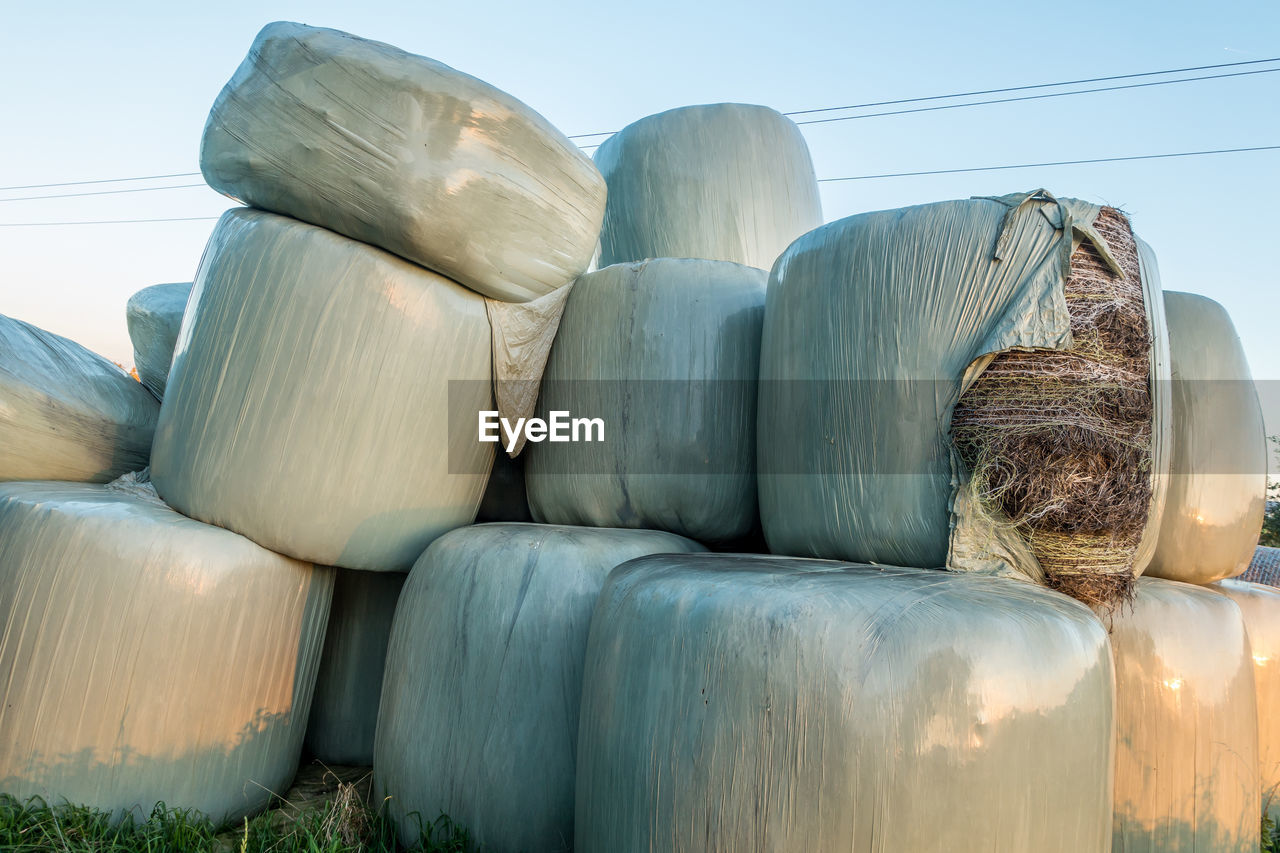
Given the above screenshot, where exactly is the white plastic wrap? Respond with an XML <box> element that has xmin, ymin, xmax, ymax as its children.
<box><xmin>576</xmin><ymin>554</ymin><xmax>1116</xmax><ymax>852</ymax></box>
<box><xmin>201</xmin><ymin>21</ymin><xmax>605</xmax><ymax>304</ymax></box>
<box><xmin>125</xmin><ymin>282</ymin><xmax>191</xmax><ymax>399</ymax></box>
<box><xmin>0</xmin><ymin>481</ymin><xmax>334</xmax><ymax>823</ymax></box>
<box><xmin>304</xmin><ymin>569</ymin><xmax>405</xmax><ymax>766</ymax></box>
<box><xmin>375</xmin><ymin>523</ymin><xmax>704</xmax><ymax>852</ymax></box>
<box><xmin>150</xmin><ymin>209</ymin><xmax>493</xmax><ymax>571</ymax></box>
<box><xmin>1109</xmin><ymin>578</ymin><xmax>1259</xmax><ymax>852</ymax></box>
<box><xmin>1146</xmin><ymin>291</ymin><xmax>1267</xmax><ymax>584</ymax></box>
<box><xmin>525</xmin><ymin>259</ymin><xmax>767</xmax><ymax>542</ymax></box>
<box><xmin>1</xmin><ymin>315</ymin><xmax>158</xmax><ymax>483</ymax></box>
<box><xmin>594</xmin><ymin>103</ymin><xmax>822</xmax><ymax>271</ymax></box>
<box><xmin>1214</xmin><ymin>578</ymin><xmax>1280</xmax><ymax>820</ymax></box>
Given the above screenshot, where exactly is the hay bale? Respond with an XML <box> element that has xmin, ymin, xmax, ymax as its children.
<box><xmin>150</xmin><ymin>209</ymin><xmax>493</xmax><ymax>572</ymax></box>
<box><xmin>1</xmin><ymin>314</ymin><xmax>158</xmax><ymax>483</ymax></box>
<box><xmin>594</xmin><ymin>103</ymin><xmax>822</xmax><ymax>271</ymax></box>
<box><xmin>1213</xmin><ymin>579</ymin><xmax>1280</xmax><ymax>823</ymax></box>
<box><xmin>950</xmin><ymin>207</ymin><xmax>1155</xmax><ymax>607</ymax></box>
<box><xmin>757</xmin><ymin>190</ymin><xmax>1169</xmax><ymax>609</ymax></box>
<box><xmin>0</xmin><ymin>480</ymin><xmax>333</xmax><ymax>824</ymax></box>
<box><xmin>125</xmin><ymin>282</ymin><xmax>191</xmax><ymax>399</ymax></box>
<box><xmin>1108</xmin><ymin>577</ymin><xmax>1259</xmax><ymax>852</ymax></box>
<box><xmin>525</xmin><ymin>258</ymin><xmax>767</xmax><ymax>542</ymax></box>
<box><xmin>1145</xmin><ymin>292</ymin><xmax>1267</xmax><ymax>584</ymax></box>
<box><xmin>374</xmin><ymin>523</ymin><xmax>703</xmax><ymax>852</ymax></box>
<box><xmin>575</xmin><ymin>554</ymin><xmax>1115</xmax><ymax>852</ymax></box>
<box><xmin>304</xmin><ymin>570</ymin><xmax>406</xmax><ymax>766</ymax></box>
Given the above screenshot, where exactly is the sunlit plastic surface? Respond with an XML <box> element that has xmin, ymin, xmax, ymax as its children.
<box><xmin>594</xmin><ymin>103</ymin><xmax>821</xmax><ymax>271</ymax></box>
<box><xmin>0</xmin><ymin>481</ymin><xmax>334</xmax><ymax>823</ymax></box>
<box><xmin>526</xmin><ymin>259</ymin><xmax>766</xmax><ymax>542</ymax></box>
<box><xmin>304</xmin><ymin>569</ymin><xmax>405</xmax><ymax>766</ymax></box>
<box><xmin>375</xmin><ymin>523</ymin><xmax>704</xmax><ymax>852</ymax></box>
<box><xmin>576</xmin><ymin>554</ymin><xmax>1115</xmax><ymax>852</ymax></box>
<box><xmin>1</xmin><ymin>314</ymin><xmax>158</xmax><ymax>483</ymax></box>
<box><xmin>757</xmin><ymin>191</ymin><xmax>1169</xmax><ymax>581</ymax></box>
<box><xmin>1214</xmin><ymin>578</ymin><xmax>1280</xmax><ymax>820</ymax></box>
<box><xmin>125</xmin><ymin>282</ymin><xmax>191</xmax><ymax>400</ymax></box>
<box><xmin>150</xmin><ymin>208</ymin><xmax>493</xmax><ymax>571</ymax></box>
<box><xmin>1109</xmin><ymin>577</ymin><xmax>1259</xmax><ymax>852</ymax></box>
<box><xmin>202</xmin><ymin>22</ymin><xmax>605</xmax><ymax>303</ymax></box>
<box><xmin>1146</xmin><ymin>292</ymin><xmax>1266</xmax><ymax>584</ymax></box>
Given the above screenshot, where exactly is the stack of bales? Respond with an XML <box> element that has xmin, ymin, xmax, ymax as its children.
<box><xmin>0</xmin><ymin>19</ymin><xmax>607</xmax><ymax>823</ymax></box>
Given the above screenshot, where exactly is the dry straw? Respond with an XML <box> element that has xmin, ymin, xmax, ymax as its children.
<box><xmin>952</xmin><ymin>208</ymin><xmax>1153</xmax><ymax>610</ymax></box>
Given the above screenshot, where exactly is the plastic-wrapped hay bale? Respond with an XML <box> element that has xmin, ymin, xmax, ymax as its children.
<box><xmin>125</xmin><ymin>282</ymin><xmax>191</xmax><ymax>400</ymax></box>
<box><xmin>150</xmin><ymin>209</ymin><xmax>493</xmax><ymax>572</ymax></box>
<box><xmin>1145</xmin><ymin>292</ymin><xmax>1266</xmax><ymax>584</ymax></box>
<box><xmin>201</xmin><ymin>21</ymin><xmax>604</xmax><ymax>304</ymax></box>
<box><xmin>304</xmin><ymin>569</ymin><xmax>406</xmax><ymax>765</ymax></box>
<box><xmin>758</xmin><ymin>190</ymin><xmax>1170</xmax><ymax>609</ymax></box>
<box><xmin>1</xmin><ymin>314</ymin><xmax>158</xmax><ymax>482</ymax></box>
<box><xmin>375</xmin><ymin>523</ymin><xmax>704</xmax><ymax>852</ymax></box>
<box><xmin>575</xmin><ymin>554</ymin><xmax>1115</xmax><ymax>852</ymax></box>
<box><xmin>525</xmin><ymin>259</ymin><xmax>766</xmax><ymax>542</ymax></box>
<box><xmin>1213</xmin><ymin>579</ymin><xmax>1280</xmax><ymax>820</ymax></box>
<box><xmin>594</xmin><ymin>103</ymin><xmax>822</xmax><ymax>271</ymax></box>
<box><xmin>0</xmin><ymin>480</ymin><xmax>334</xmax><ymax>823</ymax></box>
<box><xmin>1109</xmin><ymin>578</ymin><xmax>1259</xmax><ymax>852</ymax></box>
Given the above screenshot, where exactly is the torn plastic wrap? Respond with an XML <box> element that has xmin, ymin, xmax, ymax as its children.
<box><xmin>1213</xmin><ymin>579</ymin><xmax>1280</xmax><ymax>820</ymax></box>
<box><xmin>125</xmin><ymin>282</ymin><xmax>192</xmax><ymax>399</ymax></box>
<box><xmin>593</xmin><ymin>103</ymin><xmax>822</xmax><ymax>271</ymax></box>
<box><xmin>201</xmin><ymin>21</ymin><xmax>605</xmax><ymax>304</ymax></box>
<box><xmin>1146</xmin><ymin>292</ymin><xmax>1266</xmax><ymax>584</ymax></box>
<box><xmin>375</xmin><ymin>523</ymin><xmax>704</xmax><ymax>852</ymax></box>
<box><xmin>1109</xmin><ymin>578</ymin><xmax>1259</xmax><ymax>852</ymax></box>
<box><xmin>1</xmin><ymin>314</ymin><xmax>158</xmax><ymax>483</ymax></box>
<box><xmin>757</xmin><ymin>191</ymin><xmax>1170</xmax><ymax>584</ymax></box>
<box><xmin>0</xmin><ymin>481</ymin><xmax>334</xmax><ymax>824</ymax></box>
<box><xmin>525</xmin><ymin>259</ymin><xmax>767</xmax><ymax>543</ymax></box>
<box><xmin>150</xmin><ymin>209</ymin><xmax>493</xmax><ymax>572</ymax></box>
<box><xmin>575</xmin><ymin>555</ymin><xmax>1115</xmax><ymax>852</ymax></box>
<box><xmin>304</xmin><ymin>569</ymin><xmax>406</xmax><ymax>766</ymax></box>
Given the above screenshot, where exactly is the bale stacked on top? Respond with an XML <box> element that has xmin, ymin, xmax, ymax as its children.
<box><xmin>125</xmin><ymin>282</ymin><xmax>191</xmax><ymax>400</ymax></box>
<box><xmin>757</xmin><ymin>190</ymin><xmax>1170</xmax><ymax>609</ymax></box>
<box><xmin>1</xmin><ymin>314</ymin><xmax>159</xmax><ymax>483</ymax></box>
<box><xmin>950</xmin><ymin>207</ymin><xmax>1156</xmax><ymax>607</ymax></box>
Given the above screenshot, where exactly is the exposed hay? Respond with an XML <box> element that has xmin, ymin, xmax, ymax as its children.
<box><xmin>951</xmin><ymin>207</ymin><xmax>1151</xmax><ymax>612</ymax></box>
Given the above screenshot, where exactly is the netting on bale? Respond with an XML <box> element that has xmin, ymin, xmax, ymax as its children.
<box><xmin>951</xmin><ymin>207</ymin><xmax>1153</xmax><ymax>609</ymax></box>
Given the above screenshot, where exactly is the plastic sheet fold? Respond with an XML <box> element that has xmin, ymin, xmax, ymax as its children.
<box><xmin>150</xmin><ymin>209</ymin><xmax>493</xmax><ymax>572</ymax></box>
<box><xmin>575</xmin><ymin>554</ymin><xmax>1115</xmax><ymax>852</ymax></box>
<box><xmin>375</xmin><ymin>523</ymin><xmax>704</xmax><ymax>852</ymax></box>
<box><xmin>1109</xmin><ymin>577</ymin><xmax>1259</xmax><ymax>852</ymax></box>
<box><xmin>757</xmin><ymin>190</ymin><xmax>1170</xmax><ymax>582</ymax></box>
<box><xmin>201</xmin><ymin>21</ymin><xmax>605</xmax><ymax>304</ymax></box>
<box><xmin>125</xmin><ymin>282</ymin><xmax>191</xmax><ymax>399</ymax></box>
<box><xmin>594</xmin><ymin>103</ymin><xmax>821</xmax><ymax>271</ymax></box>
<box><xmin>0</xmin><ymin>481</ymin><xmax>334</xmax><ymax>824</ymax></box>
<box><xmin>526</xmin><ymin>259</ymin><xmax>767</xmax><ymax>542</ymax></box>
<box><xmin>1</xmin><ymin>314</ymin><xmax>158</xmax><ymax>483</ymax></box>
<box><xmin>1146</xmin><ymin>292</ymin><xmax>1266</xmax><ymax>584</ymax></box>
<box><xmin>304</xmin><ymin>569</ymin><xmax>406</xmax><ymax>766</ymax></box>
<box><xmin>1214</xmin><ymin>578</ymin><xmax>1280</xmax><ymax>820</ymax></box>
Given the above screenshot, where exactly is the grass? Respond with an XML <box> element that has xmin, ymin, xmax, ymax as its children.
<box><xmin>0</xmin><ymin>785</ymin><xmax>473</xmax><ymax>852</ymax></box>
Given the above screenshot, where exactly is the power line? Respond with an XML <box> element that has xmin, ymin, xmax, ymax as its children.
<box><xmin>816</xmin><ymin>145</ymin><xmax>1280</xmax><ymax>182</ymax></box>
<box><xmin>793</xmin><ymin>67</ymin><xmax>1280</xmax><ymax>127</ymax></box>
<box><xmin>0</xmin><ymin>216</ymin><xmax>222</xmax><ymax>227</ymax></box>
<box><xmin>565</xmin><ymin>55</ymin><xmax>1280</xmax><ymax>139</ymax></box>
<box><xmin>0</xmin><ymin>183</ymin><xmax>209</xmax><ymax>203</ymax></box>
<box><xmin>0</xmin><ymin>172</ymin><xmax>201</xmax><ymax>193</ymax></box>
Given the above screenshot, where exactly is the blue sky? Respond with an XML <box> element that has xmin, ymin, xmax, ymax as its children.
<box><xmin>2</xmin><ymin>0</ymin><xmax>1277</xmax><ymax>423</ymax></box>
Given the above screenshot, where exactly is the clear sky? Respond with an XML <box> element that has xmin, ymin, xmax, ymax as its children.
<box><xmin>2</xmin><ymin>0</ymin><xmax>1277</xmax><ymax>422</ymax></box>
